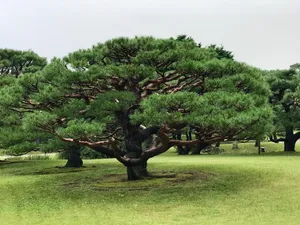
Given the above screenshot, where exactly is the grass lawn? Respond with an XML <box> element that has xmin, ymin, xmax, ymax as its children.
<box><xmin>1</xmin><ymin>142</ymin><xmax>300</xmax><ymax>225</ymax></box>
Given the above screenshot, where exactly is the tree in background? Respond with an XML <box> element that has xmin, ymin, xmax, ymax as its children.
<box><xmin>3</xmin><ymin>37</ymin><xmax>272</xmax><ymax>179</ymax></box>
<box><xmin>267</xmin><ymin>65</ymin><xmax>300</xmax><ymax>151</ymax></box>
<box><xmin>0</xmin><ymin>49</ymin><xmax>89</xmax><ymax>167</ymax></box>
<box><xmin>0</xmin><ymin>49</ymin><xmax>47</xmax><ymax>153</ymax></box>
<box><xmin>0</xmin><ymin>49</ymin><xmax>47</xmax><ymax>77</ymax></box>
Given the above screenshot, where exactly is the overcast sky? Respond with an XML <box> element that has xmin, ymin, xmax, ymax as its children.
<box><xmin>1</xmin><ymin>0</ymin><xmax>299</xmax><ymax>70</ymax></box>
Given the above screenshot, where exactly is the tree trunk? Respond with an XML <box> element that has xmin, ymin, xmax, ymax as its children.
<box><xmin>272</xmin><ymin>132</ymin><xmax>277</xmax><ymax>140</ymax></box>
<box><xmin>64</xmin><ymin>145</ymin><xmax>83</xmax><ymax>167</ymax></box>
<box><xmin>122</xmin><ymin>116</ymin><xmax>149</xmax><ymax>180</ymax></box>
<box><xmin>191</xmin><ymin>143</ymin><xmax>210</xmax><ymax>154</ymax></box>
<box><xmin>232</xmin><ymin>141</ymin><xmax>239</xmax><ymax>149</ymax></box>
<box><xmin>125</xmin><ymin>152</ymin><xmax>149</xmax><ymax>180</ymax></box>
<box><xmin>176</xmin><ymin>131</ymin><xmax>191</xmax><ymax>155</ymax></box>
<box><xmin>284</xmin><ymin>127</ymin><xmax>296</xmax><ymax>152</ymax></box>
<box><xmin>284</xmin><ymin>139</ymin><xmax>296</xmax><ymax>152</ymax></box>
<box><xmin>119</xmin><ymin>112</ymin><xmax>162</xmax><ymax>180</ymax></box>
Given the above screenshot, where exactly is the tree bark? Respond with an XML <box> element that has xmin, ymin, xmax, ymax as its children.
<box><xmin>125</xmin><ymin>152</ymin><xmax>149</xmax><ymax>180</ymax></box>
<box><xmin>120</xmin><ymin>112</ymin><xmax>150</xmax><ymax>180</ymax></box>
<box><xmin>191</xmin><ymin>143</ymin><xmax>210</xmax><ymax>154</ymax></box>
<box><xmin>64</xmin><ymin>145</ymin><xmax>83</xmax><ymax>168</ymax></box>
<box><xmin>284</xmin><ymin>127</ymin><xmax>297</xmax><ymax>152</ymax></box>
<box><xmin>175</xmin><ymin>131</ymin><xmax>191</xmax><ymax>155</ymax></box>
<box><xmin>254</xmin><ymin>140</ymin><xmax>259</xmax><ymax>147</ymax></box>
<box><xmin>272</xmin><ymin>132</ymin><xmax>277</xmax><ymax>140</ymax></box>
<box><xmin>123</xmin><ymin>136</ymin><xmax>149</xmax><ymax>180</ymax></box>
<box><xmin>270</xmin><ymin>129</ymin><xmax>299</xmax><ymax>152</ymax></box>
<box><xmin>282</xmin><ymin>104</ymin><xmax>296</xmax><ymax>152</ymax></box>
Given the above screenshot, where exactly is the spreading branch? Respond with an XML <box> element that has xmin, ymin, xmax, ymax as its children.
<box><xmin>53</xmin><ymin>131</ymin><xmax>121</xmax><ymax>157</ymax></box>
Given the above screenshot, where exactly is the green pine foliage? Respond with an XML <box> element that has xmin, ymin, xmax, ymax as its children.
<box><xmin>1</xmin><ymin>36</ymin><xmax>273</xmax><ymax>162</ymax></box>
<box><xmin>267</xmin><ymin>68</ymin><xmax>300</xmax><ymax>128</ymax></box>
<box><xmin>0</xmin><ymin>50</ymin><xmax>49</xmax><ymax>155</ymax></box>
<box><xmin>0</xmin><ymin>49</ymin><xmax>47</xmax><ymax>77</ymax></box>
<box><xmin>265</xmin><ymin>65</ymin><xmax>300</xmax><ymax>150</ymax></box>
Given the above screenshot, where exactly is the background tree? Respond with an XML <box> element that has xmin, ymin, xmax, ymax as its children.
<box><xmin>0</xmin><ymin>49</ymin><xmax>87</xmax><ymax>167</ymax></box>
<box><xmin>5</xmin><ymin>37</ymin><xmax>272</xmax><ymax>180</ymax></box>
<box><xmin>266</xmin><ymin>65</ymin><xmax>300</xmax><ymax>151</ymax></box>
<box><xmin>0</xmin><ymin>49</ymin><xmax>47</xmax><ymax>152</ymax></box>
<box><xmin>0</xmin><ymin>49</ymin><xmax>47</xmax><ymax>77</ymax></box>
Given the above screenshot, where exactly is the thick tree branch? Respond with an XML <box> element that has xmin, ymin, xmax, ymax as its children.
<box><xmin>294</xmin><ymin>132</ymin><xmax>300</xmax><ymax>141</ymax></box>
<box><xmin>54</xmin><ymin>132</ymin><xmax>120</xmax><ymax>157</ymax></box>
<box><xmin>134</xmin><ymin>126</ymin><xmax>160</xmax><ymax>142</ymax></box>
<box><xmin>113</xmin><ymin>126</ymin><xmax>170</xmax><ymax>166</ymax></box>
<box><xmin>96</xmin><ymin>127</ymin><xmax>122</xmax><ymax>140</ymax></box>
<box><xmin>113</xmin><ymin>126</ymin><xmax>224</xmax><ymax>167</ymax></box>
<box><xmin>270</xmin><ymin>136</ymin><xmax>286</xmax><ymax>143</ymax></box>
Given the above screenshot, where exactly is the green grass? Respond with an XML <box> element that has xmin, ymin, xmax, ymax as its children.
<box><xmin>220</xmin><ymin>141</ymin><xmax>299</xmax><ymax>155</ymax></box>
<box><xmin>0</xmin><ymin>152</ymin><xmax>58</xmax><ymax>161</ymax></box>
<box><xmin>1</xmin><ymin>143</ymin><xmax>300</xmax><ymax>225</ymax></box>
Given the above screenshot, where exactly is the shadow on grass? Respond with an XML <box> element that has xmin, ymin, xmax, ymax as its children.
<box><xmin>0</xmin><ymin>160</ymin><xmax>122</xmax><ymax>177</ymax></box>
<box><xmin>0</xmin><ymin>159</ymin><xmax>281</xmax><ymax>205</ymax></box>
<box><xmin>87</xmin><ymin>170</ymin><xmax>215</xmax><ymax>192</ymax></box>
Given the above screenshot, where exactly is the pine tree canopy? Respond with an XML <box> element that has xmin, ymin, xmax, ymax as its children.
<box><xmin>266</xmin><ymin>66</ymin><xmax>300</xmax><ymax>133</ymax></box>
<box><xmin>0</xmin><ymin>49</ymin><xmax>47</xmax><ymax>77</ymax></box>
<box><xmin>0</xmin><ymin>36</ymin><xmax>272</xmax><ymax>168</ymax></box>
<box><xmin>0</xmin><ymin>49</ymin><xmax>48</xmax><ymax>154</ymax></box>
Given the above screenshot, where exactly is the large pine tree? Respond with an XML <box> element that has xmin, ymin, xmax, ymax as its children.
<box><xmin>0</xmin><ymin>49</ymin><xmax>47</xmax><ymax>155</ymax></box>
<box><xmin>266</xmin><ymin>65</ymin><xmax>300</xmax><ymax>151</ymax></box>
<box><xmin>2</xmin><ymin>37</ymin><xmax>272</xmax><ymax>179</ymax></box>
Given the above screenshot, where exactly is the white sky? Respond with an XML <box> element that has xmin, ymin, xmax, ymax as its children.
<box><xmin>1</xmin><ymin>0</ymin><xmax>299</xmax><ymax>69</ymax></box>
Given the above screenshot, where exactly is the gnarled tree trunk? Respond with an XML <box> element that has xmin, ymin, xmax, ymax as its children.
<box><xmin>270</xmin><ymin>128</ymin><xmax>300</xmax><ymax>152</ymax></box>
<box><xmin>191</xmin><ymin>143</ymin><xmax>210</xmax><ymax>154</ymax></box>
<box><xmin>64</xmin><ymin>145</ymin><xmax>83</xmax><ymax>168</ymax></box>
<box><xmin>123</xmin><ymin>133</ymin><xmax>149</xmax><ymax>180</ymax></box>
<box><xmin>121</xmin><ymin>111</ymin><xmax>151</xmax><ymax>180</ymax></box>
<box><xmin>125</xmin><ymin>152</ymin><xmax>149</xmax><ymax>180</ymax></box>
<box><xmin>174</xmin><ymin>131</ymin><xmax>191</xmax><ymax>155</ymax></box>
<box><xmin>284</xmin><ymin>128</ymin><xmax>297</xmax><ymax>152</ymax></box>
